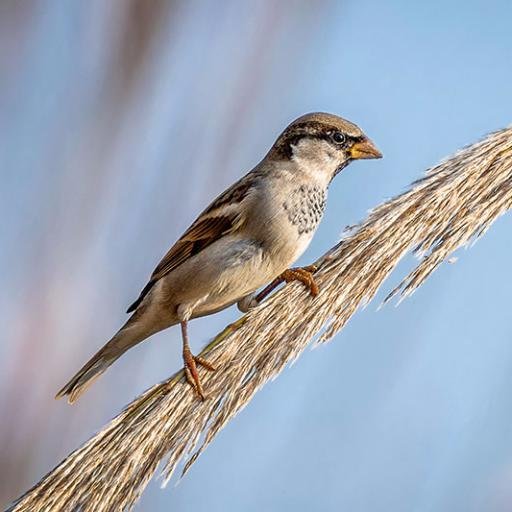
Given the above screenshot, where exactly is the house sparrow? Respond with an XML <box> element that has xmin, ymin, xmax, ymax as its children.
<box><xmin>56</xmin><ymin>112</ymin><xmax>381</xmax><ymax>403</ymax></box>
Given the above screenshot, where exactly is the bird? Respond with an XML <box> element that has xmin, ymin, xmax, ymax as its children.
<box><xmin>56</xmin><ymin>112</ymin><xmax>382</xmax><ymax>403</ymax></box>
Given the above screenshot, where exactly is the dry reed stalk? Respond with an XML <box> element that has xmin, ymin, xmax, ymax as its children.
<box><xmin>8</xmin><ymin>127</ymin><xmax>512</xmax><ymax>512</ymax></box>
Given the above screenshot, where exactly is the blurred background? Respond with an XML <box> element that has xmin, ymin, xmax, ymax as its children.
<box><xmin>1</xmin><ymin>1</ymin><xmax>512</xmax><ymax>510</ymax></box>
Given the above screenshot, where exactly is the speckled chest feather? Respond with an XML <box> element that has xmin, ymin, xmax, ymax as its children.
<box><xmin>283</xmin><ymin>184</ymin><xmax>327</xmax><ymax>235</ymax></box>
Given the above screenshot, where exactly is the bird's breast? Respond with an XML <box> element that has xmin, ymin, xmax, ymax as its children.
<box><xmin>251</xmin><ymin>181</ymin><xmax>327</xmax><ymax>271</ymax></box>
<box><xmin>282</xmin><ymin>184</ymin><xmax>327</xmax><ymax>235</ymax></box>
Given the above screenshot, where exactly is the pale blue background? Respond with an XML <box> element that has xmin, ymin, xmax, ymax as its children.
<box><xmin>1</xmin><ymin>1</ymin><xmax>512</xmax><ymax>510</ymax></box>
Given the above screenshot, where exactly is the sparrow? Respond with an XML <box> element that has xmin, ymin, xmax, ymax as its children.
<box><xmin>56</xmin><ymin>112</ymin><xmax>382</xmax><ymax>403</ymax></box>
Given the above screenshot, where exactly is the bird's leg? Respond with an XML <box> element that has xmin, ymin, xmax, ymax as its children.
<box><xmin>255</xmin><ymin>264</ymin><xmax>319</xmax><ymax>304</ymax></box>
<box><xmin>180</xmin><ymin>321</ymin><xmax>216</xmax><ymax>400</ymax></box>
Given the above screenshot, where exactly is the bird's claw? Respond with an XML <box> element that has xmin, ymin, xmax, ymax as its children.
<box><xmin>254</xmin><ymin>264</ymin><xmax>320</xmax><ymax>304</ymax></box>
<box><xmin>281</xmin><ymin>266</ymin><xmax>319</xmax><ymax>297</ymax></box>
<box><xmin>183</xmin><ymin>350</ymin><xmax>216</xmax><ymax>400</ymax></box>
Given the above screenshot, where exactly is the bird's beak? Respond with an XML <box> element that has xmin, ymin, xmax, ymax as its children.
<box><xmin>349</xmin><ymin>138</ymin><xmax>382</xmax><ymax>160</ymax></box>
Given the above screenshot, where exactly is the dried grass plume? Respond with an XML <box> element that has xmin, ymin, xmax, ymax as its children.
<box><xmin>8</xmin><ymin>127</ymin><xmax>512</xmax><ymax>511</ymax></box>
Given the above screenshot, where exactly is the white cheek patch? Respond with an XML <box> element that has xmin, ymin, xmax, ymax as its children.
<box><xmin>291</xmin><ymin>138</ymin><xmax>341</xmax><ymax>187</ymax></box>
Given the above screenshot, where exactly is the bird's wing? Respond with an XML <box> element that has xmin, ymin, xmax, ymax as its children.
<box><xmin>126</xmin><ymin>173</ymin><xmax>256</xmax><ymax>313</ymax></box>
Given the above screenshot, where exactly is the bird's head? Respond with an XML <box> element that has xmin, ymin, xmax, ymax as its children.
<box><xmin>269</xmin><ymin>112</ymin><xmax>382</xmax><ymax>186</ymax></box>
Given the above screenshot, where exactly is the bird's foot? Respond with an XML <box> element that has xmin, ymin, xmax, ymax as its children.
<box><xmin>183</xmin><ymin>348</ymin><xmax>217</xmax><ymax>400</ymax></box>
<box><xmin>254</xmin><ymin>264</ymin><xmax>319</xmax><ymax>304</ymax></box>
<box><xmin>281</xmin><ymin>265</ymin><xmax>319</xmax><ymax>297</ymax></box>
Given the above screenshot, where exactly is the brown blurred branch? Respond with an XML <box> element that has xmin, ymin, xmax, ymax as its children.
<box><xmin>8</xmin><ymin>127</ymin><xmax>512</xmax><ymax>512</ymax></box>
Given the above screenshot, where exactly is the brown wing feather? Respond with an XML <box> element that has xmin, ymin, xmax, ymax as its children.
<box><xmin>126</xmin><ymin>174</ymin><xmax>255</xmax><ymax>313</ymax></box>
<box><xmin>150</xmin><ymin>215</ymin><xmax>235</xmax><ymax>280</ymax></box>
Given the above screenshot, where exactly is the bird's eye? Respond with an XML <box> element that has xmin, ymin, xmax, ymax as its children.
<box><xmin>331</xmin><ymin>131</ymin><xmax>346</xmax><ymax>145</ymax></box>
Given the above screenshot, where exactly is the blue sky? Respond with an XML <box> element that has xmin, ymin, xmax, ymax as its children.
<box><xmin>2</xmin><ymin>1</ymin><xmax>512</xmax><ymax>510</ymax></box>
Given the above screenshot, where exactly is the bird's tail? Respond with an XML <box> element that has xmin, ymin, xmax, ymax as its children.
<box><xmin>55</xmin><ymin>318</ymin><xmax>153</xmax><ymax>404</ymax></box>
